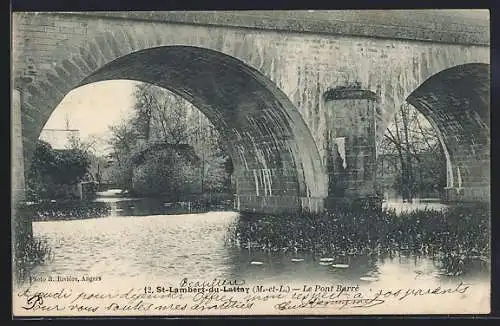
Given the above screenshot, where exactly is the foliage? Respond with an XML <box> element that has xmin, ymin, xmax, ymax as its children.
<box><xmin>188</xmin><ymin>122</ymin><xmax>232</xmax><ymax>194</ymax></box>
<box><xmin>86</xmin><ymin>152</ymin><xmax>109</xmax><ymax>184</ymax></box>
<box><xmin>26</xmin><ymin>139</ymin><xmax>91</xmax><ymax>200</ymax></box>
<box><xmin>378</xmin><ymin>102</ymin><xmax>447</xmax><ymax>201</ymax></box>
<box><xmin>23</xmin><ymin>200</ymin><xmax>111</xmax><ymax>221</ymax></box>
<box><xmin>131</xmin><ymin>148</ymin><xmax>201</xmax><ymax>198</ymax></box>
<box><xmin>106</xmin><ymin>122</ymin><xmax>138</xmax><ymax>190</ymax></box>
<box><xmin>51</xmin><ymin>149</ymin><xmax>91</xmax><ymax>184</ymax></box>
<box><xmin>14</xmin><ymin>235</ymin><xmax>53</xmax><ymax>282</ymax></box>
<box><xmin>107</xmin><ymin>82</ymin><xmax>232</xmax><ymax>197</ymax></box>
<box><xmin>134</xmin><ymin>83</ymin><xmax>190</xmax><ymax>144</ymax></box>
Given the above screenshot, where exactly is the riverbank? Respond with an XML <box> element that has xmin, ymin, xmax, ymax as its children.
<box><xmin>19</xmin><ymin>200</ymin><xmax>111</xmax><ymax>221</ymax></box>
<box><xmin>18</xmin><ymin>195</ymin><xmax>234</xmax><ymax>222</ymax></box>
<box><xmin>14</xmin><ymin>236</ymin><xmax>53</xmax><ymax>281</ymax></box>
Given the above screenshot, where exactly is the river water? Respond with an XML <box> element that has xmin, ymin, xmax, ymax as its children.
<box><xmin>16</xmin><ymin>194</ymin><xmax>491</xmax><ymax>315</ymax></box>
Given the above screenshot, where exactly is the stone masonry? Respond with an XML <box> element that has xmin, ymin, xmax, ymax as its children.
<box><xmin>11</xmin><ymin>11</ymin><xmax>490</xmax><ymax>214</ymax></box>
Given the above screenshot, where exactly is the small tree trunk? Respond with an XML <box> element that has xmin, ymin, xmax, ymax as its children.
<box><xmin>405</xmin><ymin>154</ymin><xmax>413</xmax><ymax>203</ymax></box>
<box><xmin>401</xmin><ymin>103</ymin><xmax>413</xmax><ymax>203</ymax></box>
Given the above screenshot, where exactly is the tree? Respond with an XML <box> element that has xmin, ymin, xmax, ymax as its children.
<box><xmin>106</xmin><ymin>122</ymin><xmax>139</xmax><ymax>191</ymax></box>
<box><xmin>135</xmin><ymin>83</ymin><xmax>232</xmax><ymax>194</ymax></box>
<box><xmin>187</xmin><ymin>117</ymin><xmax>232</xmax><ymax>194</ymax></box>
<box><xmin>26</xmin><ymin>140</ymin><xmax>57</xmax><ymax>200</ymax></box>
<box><xmin>106</xmin><ymin>82</ymin><xmax>232</xmax><ymax>198</ymax></box>
<box><xmin>378</xmin><ymin>102</ymin><xmax>446</xmax><ymax>201</ymax></box>
<box><xmin>51</xmin><ymin>149</ymin><xmax>91</xmax><ymax>185</ymax></box>
<box><xmin>134</xmin><ymin>83</ymin><xmax>189</xmax><ymax>144</ymax></box>
<box><xmin>131</xmin><ymin>148</ymin><xmax>199</xmax><ymax>199</ymax></box>
<box><xmin>26</xmin><ymin>139</ymin><xmax>91</xmax><ymax>200</ymax></box>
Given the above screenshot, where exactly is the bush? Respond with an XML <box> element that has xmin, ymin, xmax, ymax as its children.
<box><xmin>131</xmin><ymin>148</ymin><xmax>201</xmax><ymax>199</ymax></box>
<box><xmin>26</xmin><ymin>140</ymin><xmax>91</xmax><ymax>201</ymax></box>
<box><xmin>21</xmin><ymin>201</ymin><xmax>111</xmax><ymax>221</ymax></box>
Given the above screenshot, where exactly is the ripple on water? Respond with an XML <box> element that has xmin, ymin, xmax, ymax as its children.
<box><xmin>30</xmin><ymin>211</ymin><xmax>489</xmax><ymax>289</ymax></box>
<box><xmin>32</xmin><ymin>212</ymin><xmax>239</xmax><ymax>279</ymax></box>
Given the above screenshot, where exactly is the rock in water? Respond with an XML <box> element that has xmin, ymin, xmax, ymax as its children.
<box><xmin>250</xmin><ymin>261</ymin><xmax>263</xmax><ymax>265</ymax></box>
<box><xmin>360</xmin><ymin>276</ymin><xmax>379</xmax><ymax>282</ymax></box>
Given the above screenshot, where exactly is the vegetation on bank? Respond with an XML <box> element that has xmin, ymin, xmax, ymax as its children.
<box><xmin>14</xmin><ymin>236</ymin><xmax>53</xmax><ymax>282</ymax></box>
<box><xmin>19</xmin><ymin>201</ymin><xmax>111</xmax><ymax>221</ymax></box>
<box><xmin>225</xmin><ymin>204</ymin><xmax>490</xmax><ymax>274</ymax></box>
<box><xmin>19</xmin><ymin>195</ymin><xmax>234</xmax><ymax>222</ymax></box>
<box><xmin>26</xmin><ymin>139</ymin><xmax>93</xmax><ymax>201</ymax></box>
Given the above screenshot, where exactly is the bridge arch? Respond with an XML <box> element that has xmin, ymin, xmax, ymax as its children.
<box><xmin>18</xmin><ymin>43</ymin><xmax>327</xmax><ymax>214</ymax></box>
<box><xmin>373</xmin><ymin>48</ymin><xmax>489</xmax><ymax>144</ymax></box>
<box><xmin>398</xmin><ymin>63</ymin><xmax>490</xmax><ymax>201</ymax></box>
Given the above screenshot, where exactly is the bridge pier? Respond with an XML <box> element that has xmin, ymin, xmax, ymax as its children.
<box><xmin>323</xmin><ymin>87</ymin><xmax>381</xmax><ymax>212</ymax></box>
<box><xmin>232</xmin><ymin>168</ymin><xmax>302</xmax><ymax>214</ymax></box>
<box><xmin>11</xmin><ymin>86</ymin><xmax>32</xmax><ymax>264</ymax></box>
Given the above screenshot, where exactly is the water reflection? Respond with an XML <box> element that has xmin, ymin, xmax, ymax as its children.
<box><xmin>226</xmin><ymin>250</ymin><xmax>381</xmax><ymax>283</ymax></box>
<box><xmin>15</xmin><ymin>196</ymin><xmax>489</xmax><ymax>290</ymax></box>
<box><xmin>225</xmin><ymin>246</ymin><xmax>488</xmax><ymax>285</ymax></box>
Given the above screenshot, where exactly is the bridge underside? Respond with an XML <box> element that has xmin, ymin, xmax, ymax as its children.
<box><xmin>406</xmin><ymin>63</ymin><xmax>490</xmax><ymax>202</ymax></box>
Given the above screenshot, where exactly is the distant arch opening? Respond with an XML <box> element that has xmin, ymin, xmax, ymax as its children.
<box><xmin>379</xmin><ymin>63</ymin><xmax>490</xmax><ymax>203</ymax></box>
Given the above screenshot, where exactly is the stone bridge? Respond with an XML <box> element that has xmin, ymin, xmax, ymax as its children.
<box><xmin>11</xmin><ymin>10</ymin><xmax>490</xmax><ymax>216</ymax></box>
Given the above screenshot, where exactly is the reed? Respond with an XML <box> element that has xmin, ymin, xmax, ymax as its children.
<box><xmin>14</xmin><ymin>236</ymin><xmax>54</xmax><ymax>282</ymax></box>
<box><xmin>225</xmin><ymin>204</ymin><xmax>490</xmax><ymax>262</ymax></box>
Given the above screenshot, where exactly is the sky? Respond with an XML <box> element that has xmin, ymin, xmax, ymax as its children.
<box><xmin>41</xmin><ymin>80</ymin><xmax>138</xmax><ymax>155</ymax></box>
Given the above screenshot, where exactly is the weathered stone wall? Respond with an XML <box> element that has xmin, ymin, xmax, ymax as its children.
<box><xmin>12</xmin><ymin>13</ymin><xmax>489</xmax><ymax>151</ymax></box>
<box><xmin>11</xmin><ymin>12</ymin><xmax>490</xmax><ymax>210</ymax></box>
<box><xmin>11</xmin><ymin>87</ymin><xmax>32</xmax><ymax>259</ymax></box>
<box><xmin>324</xmin><ymin>89</ymin><xmax>378</xmax><ymax>204</ymax></box>
<box><xmin>11</xmin><ymin>89</ymin><xmax>25</xmax><ymax>204</ymax></box>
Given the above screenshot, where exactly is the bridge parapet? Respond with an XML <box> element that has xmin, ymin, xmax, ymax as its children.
<box><xmin>59</xmin><ymin>10</ymin><xmax>490</xmax><ymax>46</ymax></box>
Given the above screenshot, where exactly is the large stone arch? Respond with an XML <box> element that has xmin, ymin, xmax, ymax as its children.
<box><xmin>18</xmin><ymin>39</ymin><xmax>327</xmax><ymax>213</ymax></box>
<box><xmin>403</xmin><ymin>63</ymin><xmax>490</xmax><ymax>202</ymax></box>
